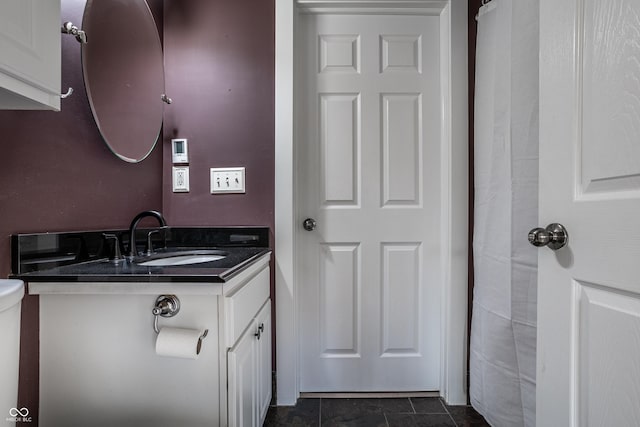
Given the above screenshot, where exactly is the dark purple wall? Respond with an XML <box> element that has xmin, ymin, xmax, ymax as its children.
<box><xmin>0</xmin><ymin>1</ymin><xmax>164</xmax><ymax>277</ymax></box>
<box><xmin>0</xmin><ymin>0</ymin><xmax>273</xmax><ymax>422</ymax></box>
<box><xmin>162</xmin><ymin>0</ymin><xmax>276</xmax><ymax>368</ymax></box>
<box><xmin>162</xmin><ymin>0</ymin><xmax>275</xmax><ymax>231</ymax></box>
<box><xmin>0</xmin><ymin>1</ymin><xmax>164</xmax><ymax>423</ymax></box>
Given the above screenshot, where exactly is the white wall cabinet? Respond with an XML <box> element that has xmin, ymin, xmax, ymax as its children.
<box><xmin>0</xmin><ymin>0</ymin><xmax>61</xmax><ymax>110</ymax></box>
<box><xmin>31</xmin><ymin>253</ymin><xmax>272</xmax><ymax>427</ymax></box>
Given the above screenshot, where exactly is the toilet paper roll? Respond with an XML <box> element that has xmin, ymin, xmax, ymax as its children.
<box><xmin>155</xmin><ymin>327</ymin><xmax>205</xmax><ymax>359</ymax></box>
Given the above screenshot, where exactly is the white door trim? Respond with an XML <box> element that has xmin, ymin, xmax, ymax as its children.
<box><xmin>274</xmin><ymin>0</ymin><xmax>468</xmax><ymax>406</ymax></box>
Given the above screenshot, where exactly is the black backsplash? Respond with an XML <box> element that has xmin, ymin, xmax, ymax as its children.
<box><xmin>12</xmin><ymin>227</ymin><xmax>270</xmax><ymax>275</ymax></box>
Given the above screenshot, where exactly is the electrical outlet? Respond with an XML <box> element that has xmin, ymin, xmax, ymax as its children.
<box><xmin>210</xmin><ymin>167</ymin><xmax>245</xmax><ymax>194</ymax></box>
<box><xmin>172</xmin><ymin>166</ymin><xmax>189</xmax><ymax>192</ymax></box>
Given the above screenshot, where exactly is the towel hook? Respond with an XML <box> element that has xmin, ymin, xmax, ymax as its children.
<box><xmin>60</xmin><ymin>87</ymin><xmax>73</xmax><ymax>99</ymax></box>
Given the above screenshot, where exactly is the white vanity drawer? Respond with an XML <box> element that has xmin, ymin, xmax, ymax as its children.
<box><xmin>224</xmin><ymin>266</ymin><xmax>270</xmax><ymax>347</ymax></box>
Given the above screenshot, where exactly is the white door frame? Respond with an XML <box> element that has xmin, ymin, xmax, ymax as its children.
<box><xmin>275</xmin><ymin>0</ymin><xmax>468</xmax><ymax>406</ymax></box>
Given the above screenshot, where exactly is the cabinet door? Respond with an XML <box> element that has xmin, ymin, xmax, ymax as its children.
<box><xmin>228</xmin><ymin>321</ymin><xmax>258</xmax><ymax>427</ymax></box>
<box><xmin>256</xmin><ymin>301</ymin><xmax>272</xmax><ymax>425</ymax></box>
<box><xmin>0</xmin><ymin>0</ymin><xmax>61</xmax><ymax>110</ymax></box>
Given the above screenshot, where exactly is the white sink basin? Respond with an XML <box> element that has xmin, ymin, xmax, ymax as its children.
<box><xmin>138</xmin><ymin>254</ymin><xmax>225</xmax><ymax>267</ymax></box>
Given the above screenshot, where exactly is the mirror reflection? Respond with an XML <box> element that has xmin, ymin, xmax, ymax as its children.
<box><xmin>82</xmin><ymin>0</ymin><xmax>165</xmax><ymax>163</ymax></box>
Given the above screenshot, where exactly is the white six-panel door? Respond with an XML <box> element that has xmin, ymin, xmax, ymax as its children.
<box><xmin>297</xmin><ymin>13</ymin><xmax>442</xmax><ymax>392</ymax></box>
<box><xmin>538</xmin><ymin>0</ymin><xmax>640</xmax><ymax>425</ymax></box>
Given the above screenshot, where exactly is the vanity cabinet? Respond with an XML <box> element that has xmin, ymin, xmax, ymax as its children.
<box><xmin>228</xmin><ymin>301</ymin><xmax>272</xmax><ymax>427</ymax></box>
<box><xmin>256</xmin><ymin>302</ymin><xmax>273</xmax><ymax>423</ymax></box>
<box><xmin>30</xmin><ymin>252</ymin><xmax>272</xmax><ymax>427</ymax></box>
<box><xmin>0</xmin><ymin>0</ymin><xmax>61</xmax><ymax>110</ymax></box>
<box><xmin>225</xmin><ymin>265</ymin><xmax>272</xmax><ymax>427</ymax></box>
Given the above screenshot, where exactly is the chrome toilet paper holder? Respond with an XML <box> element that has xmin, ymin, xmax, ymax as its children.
<box><xmin>152</xmin><ymin>295</ymin><xmax>208</xmax><ymax>340</ymax></box>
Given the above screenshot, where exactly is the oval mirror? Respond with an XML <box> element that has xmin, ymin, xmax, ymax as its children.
<box><xmin>82</xmin><ymin>0</ymin><xmax>165</xmax><ymax>163</ymax></box>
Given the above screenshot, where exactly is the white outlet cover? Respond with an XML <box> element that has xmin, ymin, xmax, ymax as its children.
<box><xmin>210</xmin><ymin>167</ymin><xmax>245</xmax><ymax>194</ymax></box>
<box><xmin>172</xmin><ymin>166</ymin><xmax>189</xmax><ymax>192</ymax></box>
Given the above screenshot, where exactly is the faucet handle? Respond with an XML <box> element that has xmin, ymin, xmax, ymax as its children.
<box><xmin>145</xmin><ymin>230</ymin><xmax>160</xmax><ymax>256</ymax></box>
<box><xmin>102</xmin><ymin>234</ymin><xmax>125</xmax><ymax>263</ymax></box>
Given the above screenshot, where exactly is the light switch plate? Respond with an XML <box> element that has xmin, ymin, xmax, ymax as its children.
<box><xmin>210</xmin><ymin>167</ymin><xmax>245</xmax><ymax>194</ymax></box>
<box><xmin>172</xmin><ymin>166</ymin><xmax>189</xmax><ymax>192</ymax></box>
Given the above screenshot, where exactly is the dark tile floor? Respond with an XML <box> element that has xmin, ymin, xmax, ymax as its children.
<box><xmin>264</xmin><ymin>397</ymin><xmax>490</xmax><ymax>427</ymax></box>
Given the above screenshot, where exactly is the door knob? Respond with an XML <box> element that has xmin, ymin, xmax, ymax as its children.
<box><xmin>528</xmin><ymin>223</ymin><xmax>568</xmax><ymax>250</ymax></box>
<box><xmin>302</xmin><ymin>218</ymin><xmax>317</xmax><ymax>231</ymax></box>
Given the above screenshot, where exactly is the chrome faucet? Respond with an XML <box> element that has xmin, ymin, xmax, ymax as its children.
<box><xmin>128</xmin><ymin>210</ymin><xmax>167</xmax><ymax>258</ymax></box>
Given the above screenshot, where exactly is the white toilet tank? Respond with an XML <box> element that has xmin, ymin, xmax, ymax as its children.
<box><xmin>0</xmin><ymin>280</ymin><xmax>24</xmax><ymax>420</ymax></box>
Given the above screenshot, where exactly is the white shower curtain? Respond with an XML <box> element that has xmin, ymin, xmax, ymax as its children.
<box><xmin>470</xmin><ymin>1</ymin><xmax>539</xmax><ymax>426</ymax></box>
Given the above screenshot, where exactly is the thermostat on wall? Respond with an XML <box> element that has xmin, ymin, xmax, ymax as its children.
<box><xmin>171</xmin><ymin>138</ymin><xmax>189</xmax><ymax>164</ymax></box>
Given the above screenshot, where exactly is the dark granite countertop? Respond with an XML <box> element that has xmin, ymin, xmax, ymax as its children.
<box><xmin>11</xmin><ymin>227</ymin><xmax>271</xmax><ymax>283</ymax></box>
<box><xmin>14</xmin><ymin>247</ymin><xmax>270</xmax><ymax>283</ymax></box>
